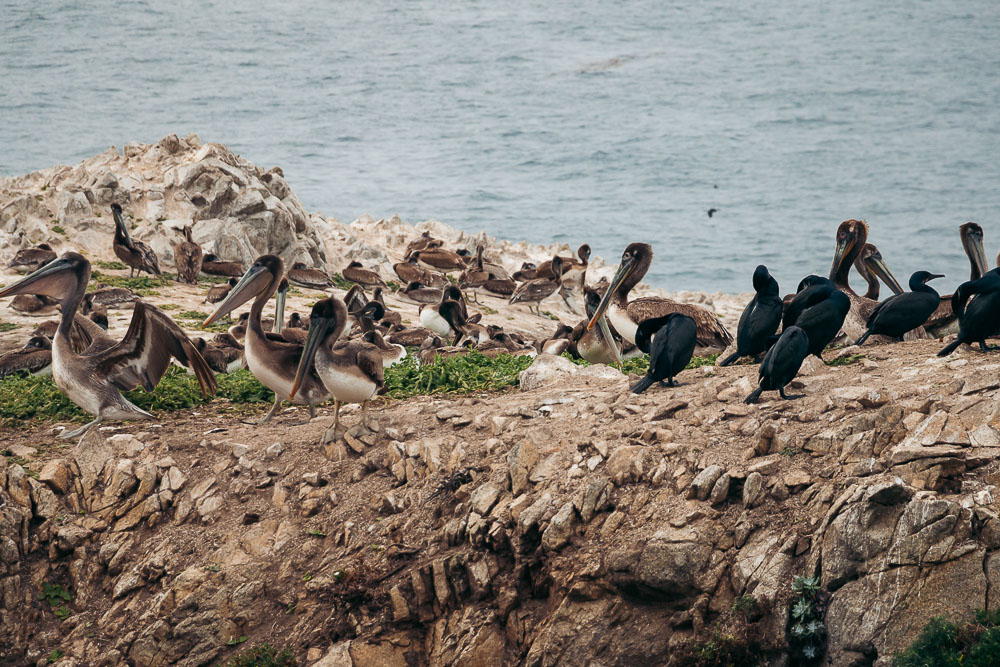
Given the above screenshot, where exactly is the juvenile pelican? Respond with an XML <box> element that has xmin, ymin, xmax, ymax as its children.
<box><xmin>111</xmin><ymin>204</ymin><xmax>161</xmax><ymax>277</ymax></box>
<box><xmin>291</xmin><ymin>297</ymin><xmax>384</xmax><ymax>437</ymax></box>
<box><xmin>342</xmin><ymin>261</ymin><xmax>387</xmax><ymax>290</ymax></box>
<box><xmin>0</xmin><ymin>336</ymin><xmax>53</xmax><ymax>378</ymax></box>
<box><xmin>0</xmin><ymin>253</ymin><xmax>216</xmax><ymax>442</ymax></box>
<box><xmin>201</xmin><ymin>254</ymin><xmax>244</xmax><ymax>278</ymax></box>
<box><xmin>829</xmin><ymin>220</ymin><xmax>895</xmax><ymax>340</ymax></box>
<box><xmin>172</xmin><ymin>226</ymin><xmax>203</xmax><ymax>284</ymax></box>
<box><xmin>587</xmin><ymin>243</ymin><xmax>732</xmax><ymax>350</ymax></box>
<box><xmin>288</xmin><ymin>262</ymin><xmax>333</xmax><ymax>290</ymax></box>
<box><xmin>925</xmin><ymin>222</ymin><xmax>989</xmax><ymax>336</ymax></box>
<box><xmin>510</xmin><ymin>256</ymin><xmax>563</xmax><ymax>315</ymax></box>
<box><xmin>203</xmin><ymin>255</ymin><xmax>329</xmax><ymax>423</ymax></box>
<box><xmin>8</xmin><ymin>244</ymin><xmax>57</xmax><ymax>273</ymax></box>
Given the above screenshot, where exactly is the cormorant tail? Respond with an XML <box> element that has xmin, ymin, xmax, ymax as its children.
<box><xmin>630</xmin><ymin>375</ymin><xmax>655</xmax><ymax>394</ymax></box>
<box><xmin>718</xmin><ymin>351</ymin><xmax>740</xmax><ymax>367</ymax></box>
<box><xmin>855</xmin><ymin>330</ymin><xmax>872</xmax><ymax>346</ymax></box>
<box><xmin>937</xmin><ymin>338</ymin><xmax>962</xmax><ymax>357</ymax></box>
<box><xmin>744</xmin><ymin>387</ymin><xmax>764</xmax><ymax>404</ymax></box>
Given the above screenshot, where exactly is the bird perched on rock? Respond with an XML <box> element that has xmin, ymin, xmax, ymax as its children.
<box><xmin>745</xmin><ymin>326</ymin><xmax>810</xmax><ymax>404</ymax></box>
<box><xmin>111</xmin><ymin>203</ymin><xmax>161</xmax><ymax>277</ymax></box>
<box><xmin>287</xmin><ymin>262</ymin><xmax>333</xmax><ymax>290</ymax></box>
<box><xmin>719</xmin><ymin>265</ymin><xmax>782</xmax><ymax>366</ymax></box>
<box><xmin>342</xmin><ymin>261</ymin><xmax>386</xmax><ymax>290</ymax></box>
<box><xmin>8</xmin><ymin>243</ymin><xmax>57</xmax><ymax>273</ymax></box>
<box><xmin>630</xmin><ymin>313</ymin><xmax>697</xmax><ymax>393</ymax></box>
<box><xmin>855</xmin><ymin>271</ymin><xmax>942</xmax><ymax>345</ymax></box>
<box><xmin>792</xmin><ymin>287</ymin><xmax>851</xmax><ymax>359</ymax></box>
<box><xmin>782</xmin><ymin>275</ymin><xmax>834</xmax><ymax>331</ymax></box>
<box><xmin>938</xmin><ymin>269</ymin><xmax>1000</xmax><ymax>356</ymax></box>
<box><xmin>172</xmin><ymin>226</ymin><xmax>203</xmax><ymax>284</ymax></box>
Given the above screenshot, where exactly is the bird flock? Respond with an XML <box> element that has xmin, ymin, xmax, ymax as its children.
<box><xmin>0</xmin><ymin>207</ymin><xmax>997</xmax><ymax>442</ymax></box>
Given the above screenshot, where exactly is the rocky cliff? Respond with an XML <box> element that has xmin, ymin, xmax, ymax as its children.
<box><xmin>1</xmin><ymin>340</ymin><xmax>998</xmax><ymax>666</ymax></box>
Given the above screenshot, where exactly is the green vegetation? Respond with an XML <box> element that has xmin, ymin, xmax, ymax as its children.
<box><xmin>539</xmin><ymin>310</ymin><xmax>559</xmax><ymax>321</ymax></box>
<box><xmin>0</xmin><ymin>322</ymin><xmax>20</xmax><ymax>333</ymax></box>
<box><xmin>893</xmin><ymin>610</ymin><xmax>1000</xmax><ymax>666</ymax></box>
<box><xmin>91</xmin><ymin>270</ymin><xmax>171</xmax><ymax>296</ymax></box>
<box><xmin>383</xmin><ymin>349</ymin><xmax>535</xmax><ymax>398</ymax></box>
<box><xmin>217</xmin><ymin>644</ymin><xmax>296</xmax><ymax>667</ymax></box>
<box><xmin>477</xmin><ymin>304</ymin><xmax>498</xmax><ymax>315</ymax></box>
<box><xmin>158</xmin><ymin>303</ymin><xmax>181</xmax><ymax>310</ymax></box>
<box><xmin>225</xmin><ymin>636</ymin><xmax>248</xmax><ymax>647</ymax></box>
<box><xmin>826</xmin><ymin>354</ymin><xmax>866</xmax><ymax>367</ymax></box>
<box><xmin>0</xmin><ymin>367</ymin><xmax>273</xmax><ymax>425</ymax></box>
<box><xmin>386</xmin><ymin>280</ymin><xmax>401</xmax><ymax>292</ymax></box>
<box><xmin>47</xmin><ymin>650</ymin><xmax>65</xmax><ymax>664</ymax></box>
<box><xmin>52</xmin><ymin>222</ymin><xmax>67</xmax><ymax>236</ymax></box>
<box><xmin>787</xmin><ymin>576</ymin><xmax>825</xmax><ymax>663</ymax></box>
<box><xmin>199</xmin><ymin>275</ymin><xmax>232</xmax><ymax>285</ymax></box>
<box><xmin>38</xmin><ymin>582</ymin><xmax>72</xmax><ymax>620</ymax></box>
<box><xmin>94</xmin><ymin>260</ymin><xmax>127</xmax><ymax>270</ymax></box>
<box><xmin>177</xmin><ymin>310</ymin><xmax>210</xmax><ymax>320</ymax></box>
<box><xmin>330</xmin><ymin>273</ymin><xmax>354</xmax><ymax>291</ymax></box>
<box><xmin>306</xmin><ymin>529</ymin><xmax>326</xmax><ymax>538</ymax></box>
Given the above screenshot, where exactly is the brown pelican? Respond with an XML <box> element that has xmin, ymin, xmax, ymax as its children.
<box><xmin>409</xmin><ymin>248</ymin><xmax>468</xmax><ymax>273</ymax></box>
<box><xmin>204</xmin><ymin>255</ymin><xmax>329</xmax><ymax>423</ymax></box>
<box><xmin>575</xmin><ymin>286</ymin><xmax>631</xmax><ymax>366</ymax></box>
<box><xmin>205</xmin><ymin>277</ymin><xmax>238</xmax><ymax>306</ymax></box>
<box><xmin>557</xmin><ymin>244</ymin><xmax>591</xmax><ymax>312</ymax></box>
<box><xmin>111</xmin><ymin>204</ymin><xmax>161</xmax><ymax>277</ymax></box>
<box><xmin>201</xmin><ymin>254</ymin><xmax>245</xmax><ymax>278</ymax></box>
<box><xmin>512</xmin><ymin>262</ymin><xmax>538</xmax><ymax>282</ymax></box>
<box><xmin>8</xmin><ymin>244</ymin><xmax>57</xmax><ymax>273</ymax></box>
<box><xmin>362</xmin><ymin>330</ymin><xmax>407</xmax><ymax>367</ymax></box>
<box><xmin>538</xmin><ymin>323</ymin><xmax>574</xmax><ymax>355</ymax></box>
<box><xmin>393</xmin><ymin>256</ymin><xmax>446</xmax><ymax>287</ymax></box>
<box><xmin>210</xmin><ymin>333</ymin><xmax>245</xmax><ymax>371</ymax></box>
<box><xmin>287</xmin><ymin>312</ymin><xmax>309</xmax><ymax>330</ymax></box>
<box><xmin>387</xmin><ymin>324</ymin><xmax>436</xmax><ymax>347</ymax></box>
<box><xmin>270</xmin><ymin>278</ymin><xmax>307</xmax><ymax>345</ymax></box>
<box><xmin>587</xmin><ymin>243</ymin><xmax>733</xmax><ymax>350</ymax></box>
<box><xmin>288</xmin><ymin>262</ymin><xmax>333</xmax><ymax>290</ymax></box>
<box><xmin>855</xmin><ymin>244</ymin><xmax>904</xmax><ymax>299</ymax></box>
<box><xmin>85</xmin><ymin>286</ymin><xmax>138</xmax><ymax>310</ymax></box>
<box><xmin>460</xmin><ymin>245</ymin><xmax>516</xmax><ymax>300</ymax></box>
<box><xmin>536</xmin><ymin>244</ymin><xmax>590</xmax><ymax>281</ymax></box>
<box><xmin>420</xmin><ymin>286</ymin><xmax>468</xmax><ymax>341</ymax></box>
<box><xmin>172</xmin><ymin>226</ymin><xmax>203</xmax><ymax>284</ymax></box>
<box><xmin>371</xmin><ymin>287</ymin><xmax>402</xmax><ymax>328</ymax></box>
<box><xmin>87</xmin><ymin>303</ymin><xmax>109</xmax><ymax>330</ymax></box>
<box><xmin>10</xmin><ymin>294</ymin><xmax>60</xmax><ymax>316</ymax></box>
<box><xmin>194</xmin><ymin>338</ymin><xmax>231</xmax><ymax>374</ymax></box>
<box><xmin>290</xmin><ymin>297</ymin><xmax>384</xmax><ymax>436</ymax></box>
<box><xmin>925</xmin><ymin>222</ymin><xmax>989</xmax><ymax>336</ymax></box>
<box><xmin>510</xmin><ymin>256</ymin><xmax>563</xmax><ymax>315</ymax></box>
<box><xmin>401</xmin><ymin>281</ymin><xmax>444</xmax><ymax>304</ymax></box>
<box><xmin>0</xmin><ymin>253</ymin><xmax>216</xmax><ymax>442</ymax></box>
<box><xmin>342</xmin><ymin>261</ymin><xmax>387</xmax><ymax>290</ymax></box>
<box><xmin>405</xmin><ymin>231</ymin><xmax>443</xmax><ymax>256</ymax></box>
<box><xmin>0</xmin><ymin>336</ymin><xmax>53</xmax><ymax>378</ymax></box>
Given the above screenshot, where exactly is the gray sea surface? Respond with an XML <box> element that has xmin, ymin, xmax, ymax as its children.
<box><xmin>2</xmin><ymin>1</ymin><xmax>998</xmax><ymax>293</ymax></box>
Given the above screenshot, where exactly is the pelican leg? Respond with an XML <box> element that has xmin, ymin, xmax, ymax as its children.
<box><xmin>322</xmin><ymin>400</ymin><xmax>342</xmax><ymax>444</ymax></box>
<box><xmin>243</xmin><ymin>396</ymin><xmax>283</xmax><ymax>425</ymax></box>
<box><xmin>60</xmin><ymin>417</ymin><xmax>102</xmax><ymax>443</ymax></box>
<box><xmin>289</xmin><ymin>400</ymin><xmax>317</xmax><ymax>426</ymax></box>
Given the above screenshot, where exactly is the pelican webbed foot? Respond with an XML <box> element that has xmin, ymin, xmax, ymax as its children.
<box><xmin>60</xmin><ymin>418</ymin><xmax>102</xmax><ymax>444</ymax></box>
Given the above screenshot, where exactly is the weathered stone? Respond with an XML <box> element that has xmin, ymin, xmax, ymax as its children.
<box><xmin>469</xmin><ymin>483</ymin><xmax>501</xmax><ymax>516</ymax></box>
<box><xmin>690</xmin><ymin>465</ymin><xmax>724</xmax><ymax>501</ymax></box>
<box><xmin>506</xmin><ymin>440</ymin><xmax>539</xmax><ymax>496</ymax></box>
<box><xmin>743</xmin><ymin>472</ymin><xmax>764</xmax><ymax>508</ymax></box>
<box><xmin>541</xmin><ymin>502</ymin><xmax>576</xmax><ymax>551</ymax></box>
<box><xmin>709</xmin><ymin>473</ymin><xmax>731</xmax><ymax>505</ymax></box>
<box><xmin>38</xmin><ymin>459</ymin><xmax>71</xmax><ymax>494</ymax></box>
<box><xmin>518</xmin><ymin>353</ymin><xmax>579</xmax><ymax>391</ymax></box>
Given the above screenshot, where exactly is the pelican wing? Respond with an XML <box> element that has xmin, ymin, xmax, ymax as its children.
<box><xmin>90</xmin><ymin>301</ymin><xmax>217</xmax><ymax>396</ymax></box>
<box><xmin>628</xmin><ymin>297</ymin><xmax>733</xmax><ymax>349</ymax></box>
<box><xmin>356</xmin><ymin>346</ymin><xmax>385</xmax><ymax>388</ymax></box>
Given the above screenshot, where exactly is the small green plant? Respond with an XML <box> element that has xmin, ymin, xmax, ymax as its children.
<box><xmin>731</xmin><ymin>594</ymin><xmax>760</xmax><ymax>619</ymax></box>
<box><xmin>826</xmin><ymin>354</ymin><xmax>866</xmax><ymax>367</ymax></box>
<box><xmin>38</xmin><ymin>582</ymin><xmax>72</xmax><ymax>620</ymax></box>
<box><xmin>46</xmin><ymin>650</ymin><xmax>64</xmax><ymax>664</ymax></box>
<box><xmin>206</xmin><ymin>563</ymin><xmax>221</xmax><ymax>572</ymax></box>
<box><xmin>478</xmin><ymin>304</ymin><xmax>498</xmax><ymax>315</ymax></box>
<box><xmin>0</xmin><ymin>322</ymin><xmax>19</xmax><ymax>332</ymax></box>
<box><xmin>302</xmin><ymin>572</ymin><xmax>312</xmax><ymax>581</ymax></box>
<box><xmin>893</xmin><ymin>610</ymin><xmax>1000</xmax><ymax>667</ymax></box>
<box><xmin>225</xmin><ymin>635</ymin><xmax>248</xmax><ymax>646</ymax></box>
<box><xmin>780</xmin><ymin>447</ymin><xmax>797</xmax><ymax>457</ymax></box>
<box><xmin>94</xmin><ymin>260</ymin><xmax>127</xmax><ymax>270</ymax></box>
<box><xmin>539</xmin><ymin>310</ymin><xmax>559</xmax><ymax>321</ymax></box>
<box><xmin>91</xmin><ymin>270</ymin><xmax>171</xmax><ymax>296</ymax></box>
<box><xmin>787</xmin><ymin>576</ymin><xmax>826</xmax><ymax>663</ymax></box>
<box><xmin>330</xmin><ymin>273</ymin><xmax>354</xmax><ymax>291</ymax></box>
<box><xmin>306</xmin><ymin>529</ymin><xmax>326</xmax><ymax>538</ymax></box>
<box><xmin>159</xmin><ymin>303</ymin><xmax>181</xmax><ymax>310</ymax></box>
<box><xmin>383</xmin><ymin>349</ymin><xmax>535</xmax><ymax>398</ymax></box>
<box><xmin>177</xmin><ymin>310</ymin><xmax>210</xmax><ymax>320</ymax></box>
<box><xmin>218</xmin><ymin>643</ymin><xmax>296</xmax><ymax>667</ymax></box>
<box><xmin>386</xmin><ymin>280</ymin><xmax>401</xmax><ymax>292</ymax></box>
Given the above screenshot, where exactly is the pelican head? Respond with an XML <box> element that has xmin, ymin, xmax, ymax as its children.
<box><xmin>290</xmin><ymin>297</ymin><xmax>349</xmax><ymax>399</ymax></box>
<box><xmin>0</xmin><ymin>252</ymin><xmax>88</xmax><ymax>305</ymax></box>
<box><xmin>860</xmin><ymin>244</ymin><xmax>904</xmax><ymax>295</ymax></box>
<box><xmin>577</xmin><ymin>244</ymin><xmax>592</xmax><ymax>263</ymax></box>
<box><xmin>959</xmin><ymin>222</ymin><xmax>988</xmax><ymax>280</ymax></box>
<box><xmin>830</xmin><ymin>219</ymin><xmax>868</xmax><ymax>281</ymax></box>
<box><xmin>586</xmin><ymin>242</ymin><xmax>651</xmax><ymax>330</ymax></box>
<box><xmin>111</xmin><ymin>203</ymin><xmax>135</xmax><ymax>248</ymax></box>
<box><xmin>203</xmin><ymin>255</ymin><xmax>283</xmax><ymax>326</ymax></box>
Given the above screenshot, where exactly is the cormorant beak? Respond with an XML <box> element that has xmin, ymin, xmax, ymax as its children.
<box><xmin>0</xmin><ymin>256</ymin><xmax>76</xmax><ymax>301</ymax></box>
<box><xmin>203</xmin><ymin>264</ymin><xmax>271</xmax><ymax>326</ymax></box>
<box><xmin>274</xmin><ymin>287</ymin><xmax>287</xmax><ymax>334</ymax></box>
<box><xmin>290</xmin><ymin>317</ymin><xmax>329</xmax><ymax>400</ymax></box>
<box><xmin>962</xmin><ymin>231</ymin><xmax>989</xmax><ymax>279</ymax></box>
<box><xmin>829</xmin><ymin>235</ymin><xmax>855</xmax><ymax>281</ymax></box>
<box><xmin>112</xmin><ymin>206</ymin><xmax>135</xmax><ymax>250</ymax></box>
<box><xmin>863</xmin><ymin>255</ymin><xmax>904</xmax><ymax>296</ymax></box>
<box><xmin>587</xmin><ymin>255</ymin><xmax>634</xmax><ymax>331</ymax></box>
<box><xmin>928</xmin><ymin>274</ymin><xmax>945</xmax><ymax>282</ymax></box>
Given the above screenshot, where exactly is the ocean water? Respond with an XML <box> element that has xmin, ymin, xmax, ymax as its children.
<box><xmin>2</xmin><ymin>1</ymin><xmax>999</xmax><ymax>294</ymax></box>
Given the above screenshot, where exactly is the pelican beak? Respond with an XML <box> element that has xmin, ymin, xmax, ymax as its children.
<box><xmin>829</xmin><ymin>235</ymin><xmax>855</xmax><ymax>280</ymax></box>
<box><xmin>963</xmin><ymin>231</ymin><xmax>989</xmax><ymax>278</ymax></box>
<box><xmin>112</xmin><ymin>205</ymin><xmax>135</xmax><ymax>249</ymax></box>
<box><xmin>290</xmin><ymin>317</ymin><xmax>327</xmax><ymax>400</ymax></box>
<box><xmin>597</xmin><ymin>315</ymin><xmax>623</xmax><ymax>370</ymax></box>
<box><xmin>0</xmin><ymin>256</ymin><xmax>74</xmax><ymax>300</ymax></box>
<box><xmin>864</xmin><ymin>255</ymin><xmax>904</xmax><ymax>296</ymax></box>
<box><xmin>587</xmin><ymin>255</ymin><xmax>634</xmax><ymax>331</ymax></box>
<box><xmin>203</xmin><ymin>263</ymin><xmax>271</xmax><ymax>326</ymax></box>
<box><xmin>274</xmin><ymin>287</ymin><xmax>287</xmax><ymax>334</ymax></box>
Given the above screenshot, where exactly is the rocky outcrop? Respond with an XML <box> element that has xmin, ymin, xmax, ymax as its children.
<box><xmin>0</xmin><ymin>134</ymin><xmax>328</xmax><ymax>270</ymax></box>
<box><xmin>1</xmin><ymin>340</ymin><xmax>998</xmax><ymax>666</ymax></box>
